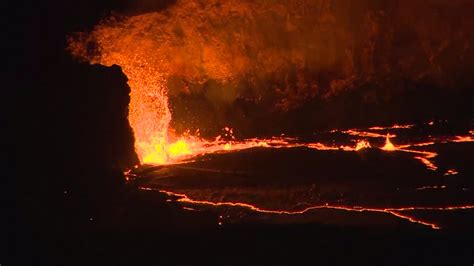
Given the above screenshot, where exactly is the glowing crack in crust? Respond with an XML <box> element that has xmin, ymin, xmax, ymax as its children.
<box><xmin>138</xmin><ymin>187</ymin><xmax>474</xmax><ymax>230</ymax></box>
<box><xmin>129</xmin><ymin>127</ymin><xmax>468</xmax><ymax>172</ymax></box>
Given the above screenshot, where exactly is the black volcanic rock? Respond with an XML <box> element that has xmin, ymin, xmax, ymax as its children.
<box><xmin>17</xmin><ymin>4</ymin><xmax>142</xmax><ymax>258</ymax></box>
<box><xmin>41</xmin><ymin>62</ymin><xmax>138</xmax><ymax>175</ymax></box>
<box><xmin>19</xmin><ymin>60</ymin><xmax>139</xmax><ymax>234</ymax></box>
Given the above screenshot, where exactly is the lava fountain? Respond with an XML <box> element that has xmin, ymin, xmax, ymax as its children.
<box><xmin>68</xmin><ymin>0</ymin><xmax>344</xmax><ymax>164</ymax></box>
<box><xmin>68</xmin><ymin>0</ymin><xmax>474</xmax><ymax>166</ymax></box>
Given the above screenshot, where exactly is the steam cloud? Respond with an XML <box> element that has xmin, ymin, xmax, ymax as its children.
<box><xmin>69</xmin><ymin>0</ymin><xmax>474</xmax><ymax>135</ymax></box>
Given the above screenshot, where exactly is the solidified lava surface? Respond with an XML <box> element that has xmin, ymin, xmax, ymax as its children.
<box><xmin>131</xmin><ymin>123</ymin><xmax>474</xmax><ymax>230</ymax></box>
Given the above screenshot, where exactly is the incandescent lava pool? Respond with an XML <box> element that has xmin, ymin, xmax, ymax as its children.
<box><xmin>127</xmin><ymin>121</ymin><xmax>474</xmax><ymax>230</ymax></box>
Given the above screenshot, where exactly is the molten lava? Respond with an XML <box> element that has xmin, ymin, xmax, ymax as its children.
<box><xmin>355</xmin><ymin>140</ymin><xmax>371</xmax><ymax>151</ymax></box>
<box><xmin>382</xmin><ymin>134</ymin><xmax>396</xmax><ymax>151</ymax></box>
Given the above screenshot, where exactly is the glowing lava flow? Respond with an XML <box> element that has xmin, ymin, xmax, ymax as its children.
<box><xmin>138</xmin><ymin>187</ymin><xmax>474</xmax><ymax>230</ymax></box>
<box><xmin>128</xmin><ymin>125</ymin><xmax>472</xmax><ymax>173</ymax></box>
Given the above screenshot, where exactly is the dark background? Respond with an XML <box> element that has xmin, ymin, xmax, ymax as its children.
<box><xmin>10</xmin><ymin>0</ymin><xmax>474</xmax><ymax>265</ymax></box>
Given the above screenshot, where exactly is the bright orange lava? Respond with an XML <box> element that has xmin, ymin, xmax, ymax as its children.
<box><xmin>120</xmin><ymin>123</ymin><xmax>472</xmax><ymax>175</ymax></box>
<box><xmin>382</xmin><ymin>133</ymin><xmax>396</xmax><ymax>151</ymax></box>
